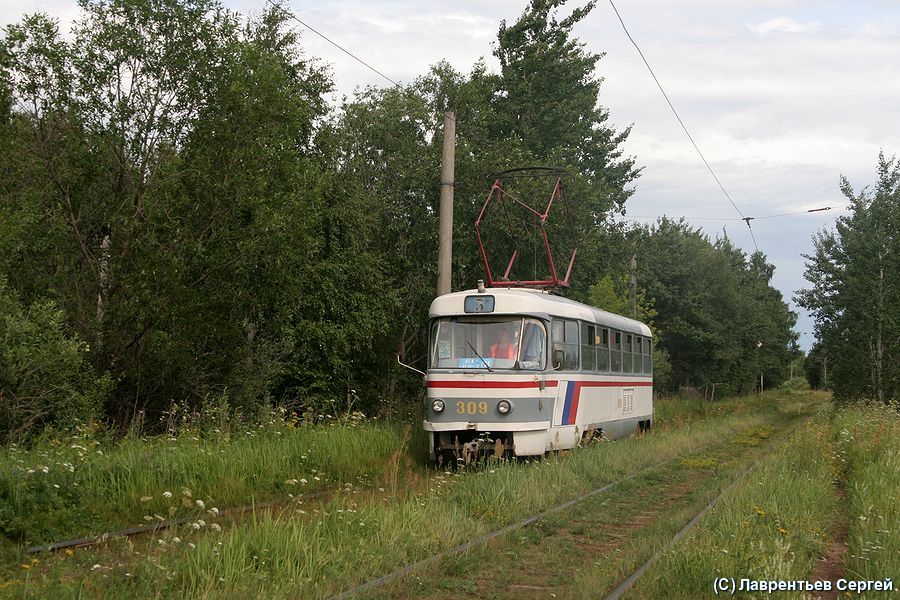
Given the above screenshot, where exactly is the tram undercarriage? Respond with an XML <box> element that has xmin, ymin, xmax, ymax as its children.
<box><xmin>432</xmin><ymin>430</ymin><xmax>515</xmax><ymax>466</ymax></box>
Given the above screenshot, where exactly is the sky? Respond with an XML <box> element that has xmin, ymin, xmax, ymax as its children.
<box><xmin>4</xmin><ymin>0</ymin><xmax>900</xmax><ymax>351</ymax></box>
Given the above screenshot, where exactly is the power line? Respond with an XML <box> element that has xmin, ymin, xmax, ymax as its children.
<box><xmin>268</xmin><ymin>0</ymin><xmax>400</xmax><ymax>87</ymax></box>
<box><xmin>619</xmin><ymin>206</ymin><xmax>837</xmax><ymax>222</ymax></box>
<box><xmin>607</xmin><ymin>0</ymin><xmax>759</xmax><ymax>252</ymax></box>
<box><xmin>267</xmin><ymin>2</ymin><xmax>460</xmax><ymax>125</ymax></box>
<box><xmin>751</xmin><ymin>207</ymin><xmax>834</xmax><ymax>220</ymax></box>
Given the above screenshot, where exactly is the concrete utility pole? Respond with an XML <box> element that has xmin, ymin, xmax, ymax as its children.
<box><xmin>629</xmin><ymin>254</ymin><xmax>637</xmax><ymax>318</ymax></box>
<box><xmin>96</xmin><ymin>228</ymin><xmax>110</xmax><ymax>355</ymax></box>
<box><xmin>436</xmin><ymin>111</ymin><xmax>456</xmax><ymax>297</ymax></box>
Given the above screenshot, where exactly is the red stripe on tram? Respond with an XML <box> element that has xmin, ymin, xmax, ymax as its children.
<box><xmin>427</xmin><ymin>380</ymin><xmax>560</xmax><ymax>389</ymax></box>
<box><xmin>577</xmin><ymin>380</ymin><xmax>654</xmax><ymax>387</ymax></box>
<box><xmin>427</xmin><ymin>379</ymin><xmax>651</xmax><ymax>390</ymax></box>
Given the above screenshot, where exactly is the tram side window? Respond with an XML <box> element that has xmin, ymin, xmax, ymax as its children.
<box><xmin>581</xmin><ymin>322</ymin><xmax>596</xmax><ymax>371</ymax></box>
<box><xmin>643</xmin><ymin>337</ymin><xmax>653</xmax><ymax>374</ymax></box>
<box><xmin>631</xmin><ymin>336</ymin><xmax>638</xmax><ymax>373</ymax></box>
<box><xmin>551</xmin><ymin>318</ymin><xmax>579</xmax><ymax>370</ymax></box>
<box><xmin>597</xmin><ymin>328</ymin><xmax>610</xmax><ymax>371</ymax></box>
<box><xmin>611</xmin><ymin>331</ymin><xmax>622</xmax><ymax>372</ymax></box>
<box><xmin>624</xmin><ymin>334</ymin><xmax>634</xmax><ymax>373</ymax></box>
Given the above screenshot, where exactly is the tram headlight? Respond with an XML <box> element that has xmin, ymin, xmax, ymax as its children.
<box><xmin>497</xmin><ymin>400</ymin><xmax>512</xmax><ymax>415</ymax></box>
<box><xmin>431</xmin><ymin>399</ymin><xmax>445</xmax><ymax>413</ymax></box>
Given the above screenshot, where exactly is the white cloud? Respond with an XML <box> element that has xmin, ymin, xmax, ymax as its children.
<box><xmin>749</xmin><ymin>16</ymin><xmax>821</xmax><ymax>35</ymax></box>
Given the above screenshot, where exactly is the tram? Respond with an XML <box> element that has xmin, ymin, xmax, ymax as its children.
<box><xmin>424</xmin><ymin>284</ymin><xmax>653</xmax><ymax>464</ymax></box>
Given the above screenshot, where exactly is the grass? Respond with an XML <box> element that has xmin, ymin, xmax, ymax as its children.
<box><xmin>633</xmin><ymin>415</ymin><xmax>837</xmax><ymax>598</ymax></box>
<box><xmin>0</xmin><ymin>414</ymin><xmax>424</xmax><ymax>553</ymax></box>
<box><xmin>833</xmin><ymin>402</ymin><xmax>899</xmax><ymax>587</ymax></box>
<box><xmin>630</xmin><ymin>398</ymin><xmax>899</xmax><ymax>599</ymax></box>
<box><xmin>379</xmin><ymin>395</ymin><xmax>820</xmax><ymax>599</ymax></box>
<box><xmin>0</xmin><ymin>390</ymin><xmax>826</xmax><ymax>598</ymax></box>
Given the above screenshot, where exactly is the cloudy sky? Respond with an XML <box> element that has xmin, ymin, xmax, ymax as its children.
<box><xmin>4</xmin><ymin>0</ymin><xmax>900</xmax><ymax>350</ymax></box>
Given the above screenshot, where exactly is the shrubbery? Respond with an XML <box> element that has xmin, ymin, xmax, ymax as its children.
<box><xmin>0</xmin><ymin>280</ymin><xmax>108</xmax><ymax>442</ymax></box>
<box><xmin>779</xmin><ymin>376</ymin><xmax>810</xmax><ymax>392</ymax></box>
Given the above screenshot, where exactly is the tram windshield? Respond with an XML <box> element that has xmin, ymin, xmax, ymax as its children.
<box><xmin>430</xmin><ymin>317</ymin><xmax>546</xmax><ymax>370</ymax></box>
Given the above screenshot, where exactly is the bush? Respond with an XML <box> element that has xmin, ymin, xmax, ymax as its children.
<box><xmin>779</xmin><ymin>376</ymin><xmax>810</xmax><ymax>392</ymax></box>
<box><xmin>0</xmin><ymin>279</ymin><xmax>108</xmax><ymax>442</ymax></box>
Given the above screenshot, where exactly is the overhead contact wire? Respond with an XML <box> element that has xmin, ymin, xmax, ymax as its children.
<box><xmin>269</xmin><ymin>0</ymin><xmax>400</xmax><ymax>87</ymax></box>
<box><xmin>607</xmin><ymin>0</ymin><xmax>759</xmax><ymax>252</ymax></box>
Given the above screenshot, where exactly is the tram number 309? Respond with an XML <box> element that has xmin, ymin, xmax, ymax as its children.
<box><xmin>456</xmin><ymin>401</ymin><xmax>488</xmax><ymax>415</ymax></box>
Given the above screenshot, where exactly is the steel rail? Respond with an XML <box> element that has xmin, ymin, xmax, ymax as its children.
<box><xmin>330</xmin><ymin>456</ymin><xmax>675</xmax><ymax>600</ymax></box>
<box><xmin>331</xmin><ymin>415</ymin><xmax>814</xmax><ymax>599</ymax></box>
<box><xmin>604</xmin><ymin>415</ymin><xmax>815</xmax><ymax>599</ymax></box>
<box><xmin>26</xmin><ymin>491</ymin><xmax>331</xmax><ymax>554</ymax></box>
<box><xmin>604</xmin><ymin>463</ymin><xmax>755</xmax><ymax>600</ymax></box>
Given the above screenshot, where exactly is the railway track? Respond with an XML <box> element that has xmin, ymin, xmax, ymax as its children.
<box><xmin>332</xmin><ymin>413</ymin><xmax>814</xmax><ymax>599</ymax></box>
<box><xmin>25</xmin><ymin>491</ymin><xmax>332</xmax><ymax>555</ymax></box>
<box><xmin>11</xmin><ymin>404</ymin><xmax>818</xmax><ymax>599</ymax></box>
<box><xmin>331</xmin><ymin>456</ymin><xmax>677</xmax><ymax>600</ymax></box>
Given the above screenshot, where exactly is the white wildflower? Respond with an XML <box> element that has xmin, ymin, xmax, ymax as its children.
<box><xmin>195</xmin><ymin>499</ymin><xmax>205</xmax><ymax>509</ymax></box>
<box><xmin>163</xmin><ymin>491</ymin><xmax>172</xmax><ymax>499</ymax></box>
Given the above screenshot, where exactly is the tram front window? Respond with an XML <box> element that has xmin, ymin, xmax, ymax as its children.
<box><xmin>430</xmin><ymin>317</ymin><xmax>546</xmax><ymax>370</ymax></box>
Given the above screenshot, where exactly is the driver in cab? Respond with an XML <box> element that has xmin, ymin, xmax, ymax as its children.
<box><xmin>489</xmin><ymin>329</ymin><xmax>517</xmax><ymax>359</ymax></box>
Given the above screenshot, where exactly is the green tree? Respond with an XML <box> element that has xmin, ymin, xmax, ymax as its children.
<box><xmin>492</xmin><ymin>0</ymin><xmax>640</xmax><ymax>297</ymax></box>
<box><xmin>0</xmin><ymin>0</ymin><xmax>661</xmax><ymax>433</ymax></box>
<box><xmin>631</xmin><ymin>219</ymin><xmax>796</xmax><ymax>394</ymax></box>
<box><xmin>1</xmin><ymin>0</ymin><xmax>338</xmax><ymax>427</ymax></box>
<box><xmin>803</xmin><ymin>342</ymin><xmax>827</xmax><ymax>390</ymax></box>
<box><xmin>797</xmin><ymin>152</ymin><xmax>900</xmax><ymax>402</ymax></box>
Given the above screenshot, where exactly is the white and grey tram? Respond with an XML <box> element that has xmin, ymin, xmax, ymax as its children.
<box><xmin>425</xmin><ymin>286</ymin><xmax>653</xmax><ymax>464</ymax></box>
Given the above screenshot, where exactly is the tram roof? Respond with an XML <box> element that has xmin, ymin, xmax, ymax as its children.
<box><xmin>429</xmin><ymin>287</ymin><xmax>652</xmax><ymax>337</ymax></box>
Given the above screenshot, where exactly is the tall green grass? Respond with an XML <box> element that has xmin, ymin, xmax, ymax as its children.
<box><xmin>833</xmin><ymin>403</ymin><xmax>899</xmax><ymax>585</ymax></box>
<box><xmin>0</xmin><ymin>417</ymin><xmax>418</xmax><ymax>548</ymax></box>
<box><xmin>635</xmin><ymin>416</ymin><xmax>837</xmax><ymax>597</ymax></box>
<box><xmin>0</xmin><ymin>390</ymin><xmax>798</xmax><ymax>550</ymax></box>
<box><xmin>24</xmin><ymin>394</ymin><xmax>814</xmax><ymax>599</ymax></box>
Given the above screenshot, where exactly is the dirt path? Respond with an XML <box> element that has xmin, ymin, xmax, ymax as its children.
<box><xmin>806</xmin><ymin>485</ymin><xmax>849</xmax><ymax>599</ymax></box>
